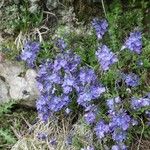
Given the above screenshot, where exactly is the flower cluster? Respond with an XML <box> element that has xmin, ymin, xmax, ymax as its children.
<box><xmin>94</xmin><ymin>97</ymin><xmax>134</xmax><ymax>149</ymax></box>
<box><xmin>36</xmin><ymin>57</ymin><xmax>76</xmax><ymax>121</ymax></box>
<box><xmin>95</xmin><ymin>45</ymin><xmax>118</xmax><ymax>71</ymax></box>
<box><xmin>36</xmin><ymin>39</ymin><xmax>105</xmax><ymax>122</ymax></box>
<box><xmin>106</xmin><ymin>97</ymin><xmax>140</xmax><ymax>149</ymax></box>
<box><xmin>122</xmin><ymin>73</ymin><xmax>140</xmax><ymax>87</ymax></box>
<box><xmin>92</xmin><ymin>22</ymin><xmax>138</xmax><ymax>148</ymax></box>
<box><xmin>84</xmin><ymin>105</ymin><xmax>98</xmax><ymax>124</ymax></box>
<box><xmin>20</xmin><ymin>41</ymin><xmax>40</xmax><ymax>68</ymax></box>
<box><xmin>123</xmin><ymin>31</ymin><xmax>142</xmax><ymax>54</ymax></box>
<box><xmin>106</xmin><ymin>97</ymin><xmax>121</xmax><ymax>112</ymax></box>
<box><xmin>109</xmin><ymin>110</ymin><xmax>131</xmax><ymax>141</ymax></box>
<box><xmin>84</xmin><ymin>112</ymin><xmax>96</xmax><ymax>125</ymax></box>
<box><xmin>92</xmin><ymin>19</ymin><xmax>108</xmax><ymax>39</ymax></box>
<box><xmin>77</xmin><ymin>67</ymin><xmax>106</xmax><ymax>107</ymax></box>
<box><xmin>18</xmin><ymin>17</ymin><xmax>148</xmax><ymax>149</ymax></box>
<box><xmin>94</xmin><ymin>119</ymin><xmax>109</xmax><ymax>139</ymax></box>
<box><xmin>131</xmin><ymin>97</ymin><xmax>150</xmax><ymax>110</ymax></box>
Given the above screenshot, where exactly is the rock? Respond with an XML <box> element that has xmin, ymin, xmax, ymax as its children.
<box><xmin>9</xmin><ymin>77</ymin><xmax>29</xmax><ymax>100</ymax></box>
<box><xmin>0</xmin><ymin>61</ymin><xmax>24</xmax><ymax>82</ymax></box>
<box><xmin>0</xmin><ymin>61</ymin><xmax>39</xmax><ymax>107</ymax></box>
<box><xmin>0</xmin><ymin>79</ymin><xmax>10</xmax><ymax>103</ymax></box>
<box><xmin>24</xmin><ymin>69</ymin><xmax>39</xmax><ymax>106</ymax></box>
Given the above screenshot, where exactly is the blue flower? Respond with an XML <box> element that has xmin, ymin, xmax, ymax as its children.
<box><xmin>92</xmin><ymin>18</ymin><xmax>108</xmax><ymax>39</ymax></box>
<box><xmin>111</xmin><ymin>145</ymin><xmax>120</xmax><ymax>150</ymax></box>
<box><xmin>77</xmin><ymin>83</ymin><xmax>105</xmax><ymax>107</ymax></box>
<box><xmin>106</xmin><ymin>97</ymin><xmax>133</xmax><ymax>147</ymax></box>
<box><xmin>36</xmin><ymin>48</ymin><xmax>82</xmax><ymax>121</ymax></box>
<box><xmin>20</xmin><ymin>41</ymin><xmax>40</xmax><ymax>68</ymax></box>
<box><xmin>54</xmin><ymin>50</ymin><xmax>81</xmax><ymax>73</ymax></box>
<box><xmin>94</xmin><ymin>120</ymin><xmax>109</xmax><ymax>139</ymax></box>
<box><xmin>56</xmin><ymin>38</ymin><xmax>67</xmax><ymax>51</ymax></box>
<box><xmin>85</xmin><ymin>104</ymin><xmax>98</xmax><ymax>113</ymax></box>
<box><xmin>36</xmin><ymin>93</ymin><xmax>52</xmax><ymax>122</ymax></box>
<box><xmin>77</xmin><ymin>90</ymin><xmax>93</xmax><ymax>107</ymax></box>
<box><xmin>84</xmin><ymin>111</ymin><xmax>96</xmax><ymax>124</ymax></box>
<box><xmin>90</xmin><ymin>84</ymin><xmax>106</xmax><ymax>99</ymax></box>
<box><xmin>112</xmin><ymin>144</ymin><xmax>127</xmax><ymax>150</ymax></box>
<box><xmin>106</xmin><ymin>97</ymin><xmax>121</xmax><ymax>111</ymax></box>
<box><xmin>123</xmin><ymin>31</ymin><xmax>142</xmax><ymax>54</ymax></box>
<box><xmin>109</xmin><ymin>110</ymin><xmax>131</xmax><ymax>131</ymax></box>
<box><xmin>79</xmin><ymin>67</ymin><xmax>97</xmax><ymax>85</ymax></box>
<box><xmin>96</xmin><ymin>45</ymin><xmax>118</xmax><ymax>71</ymax></box>
<box><xmin>112</xmin><ymin>129</ymin><xmax>127</xmax><ymax>142</ymax></box>
<box><xmin>131</xmin><ymin>97</ymin><xmax>150</xmax><ymax>109</ymax></box>
<box><xmin>36</xmin><ymin>41</ymin><xmax>106</xmax><ymax>122</ymax></box>
<box><xmin>36</xmin><ymin>60</ymin><xmax>62</xmax><ymax>93</ymax></box>
<box><xmin>77</xmin><ymin>66</ymin><xmax>105</xmax><ymax>107</ymax></box>
<box><xmin>62</xmin><ymin>73</ymin><xmax>77</xmax><ymax>94</ymax></box>
<box><xmin>123</xmin><ymin>73</ymin><xmax>140</xmax><ymax>87</ymax></box>
<box><xmin>48</xmin><ymin>95</ymin><xmax>70</xmax><ymax>112</ymax></box>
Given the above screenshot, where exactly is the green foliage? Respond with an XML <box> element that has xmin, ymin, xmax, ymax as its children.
<box><xmin>106</xmin><ymin>0</ymin><xmax>144</xmax><ymax>51</ymax></box>
<box><xmin>0</xmin><ymin>128</ymin><xmax>16</xmax><ymax>144</ymax></box>
<box><xmin>37</xmin><ymin>41</ymin><xmax>55</xmax><ymax>64</ymax></box>
<box><xmin>100</xmin><ymin>69</ymin><xmax>120</xmax><ymax>94</ymax></box>
<box><xmin>106</xmin><ymin>0</ymin><xmax>123</xmax><ymax>51</ymax></box>
<box><xmin>0</xmin><ymin>101</ymin><xmax>15</xmax><ymax>115</ymax></box>
<box><xmin>54</xmin><ymin>25</ymin><xmax>98</xmax><ymax>68</ymax></box>
<box><xmin>0</xmin><ymin>101</ymin><xmax>16</xmax><ymax>148</ymax></box>
<box><xmin>0</xmin><ymin>41</ymin><xmax>19</xmax><ymax>61</ymax></box>
<box><xmin>0</xmin><ymin>0</ymin><xmax>43</xmax><ymax>35</ymax></box>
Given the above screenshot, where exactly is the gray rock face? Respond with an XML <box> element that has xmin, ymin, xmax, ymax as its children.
<box><xmin>0</xmin><ymin>61</ymin><xmax>39</xmax><ymax>107</ymax></box>
<box><xmin>0</xmin><ymin>61</ymin><xmax>24</xmax><ymax>82</ymax></box>
<box><xmin>0</xmin><ymin>79</ymin><xmax>10</xmax><ymax>103</ymax></box>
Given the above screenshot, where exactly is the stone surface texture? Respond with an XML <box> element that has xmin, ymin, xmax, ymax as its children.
<box><xmin>0</xmin><ymin>61</ymin><xmax>39</xmax><ymax>107</ymax></box>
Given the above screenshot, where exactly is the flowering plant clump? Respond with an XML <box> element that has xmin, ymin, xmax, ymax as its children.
<box><xmin>35</xmin><ymin>39</ymin><xmax>105</xmax><ymax>122</ymax></box>
<box><xmin>94</xmin><ymin>97</ymin><xmax>136</xmax><ymax>148</ymax></box>
<box><xmin>20</xmin><ymin>18</ymin><xmax>150</xmax><ymax>150</ymax></box>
